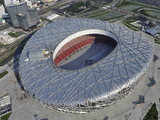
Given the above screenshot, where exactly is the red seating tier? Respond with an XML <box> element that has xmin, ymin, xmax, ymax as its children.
<box><xmin>54</xmin><ymin>38</ymin><xmax>95</xmax><ymax>65</ymax></box>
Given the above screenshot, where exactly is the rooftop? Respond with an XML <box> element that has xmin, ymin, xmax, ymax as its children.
<box><xmin>18</xmin><ymin>18</ymin><xmax>153</xmax><ymax>109</ymax></box>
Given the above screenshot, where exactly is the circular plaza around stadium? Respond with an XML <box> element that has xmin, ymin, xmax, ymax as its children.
<box><xmin>18</xmin><ymin>18</ymin><xmax>153</xmax><ymax>113</ymax></box>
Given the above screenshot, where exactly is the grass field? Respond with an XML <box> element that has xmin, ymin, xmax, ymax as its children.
<box><xmin>138</xmin><ymin>8</ymin><xmax>160</xmax><ymax>19</ymax></box>
<box><xmin>155</xmin><ymin>35</ymin><xmax>160</xmax><ymax>44</ymax></box>
<box><xmin>143</xmin><ymin>103</ymin><xmax>158</xmax><ymax>120</ymax></box>
<box><xmin>122</xmin><ymin>16</ymin><xmax>141</xmax><ymax>31</ymax></box>
<box><xmin>117</xmin><ymin>0</ymin><xmax>160</xmax><ymax>11</ymax></box>
<box><xmin>117</xmin><ymin>0</ymin><xmax>160</xmax><ymax>31</ymax></box>
<box><xmin>8</xmin><ymin>31</ymin><xmax>24</xmax><ymax>38</ymax></box>
<box><xmin>116</xmin><ymin>0</ymin><xmax>142</xmax><ymax>11</ymax></box>
<box><xmin>78</xmin><ymin>8</ymin><xmax>125</xmax><ymax>22</ymax></box>
<box><xmin>123</xmin><ymin>21</ymin><xmax>140</xmax><ymax>31</ymax></box>
<box><xmin>0</xmin><ymin>112</ymin><xmax>11</xmax><ymax>120</ymax></box>
<box><xmin>0</xmin><ymin>71</ymin><xmax>8</xmax><ymax>79</ymax></box>
<box><xmin>60</xmin><ymin>1</ymin><xmax>99</xmax><ymax>16</ymax></box>
<box><xmin>55</xmin><ymin>0</ymin><xmax>125</xmax><ymax>22</ymax></box>
<box><xmin>76</xmin><ymin>0</ymin><xmax>160</xmax><ymax>23</ymax></box>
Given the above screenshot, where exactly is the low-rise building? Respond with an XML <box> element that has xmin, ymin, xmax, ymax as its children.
<box><xmin>0</xmin><ymin>28</ymin><xmax>23</xmax><ymax>45</ymax></box>
<box><xmin>0</xmin><ymin>5</ymin><xmax>5</xmax><ymax>24</ymax></box>
<box><xmin>4</xmin><ymin>0</ymin><xmax>20</xmax><ymax>6</ymax></box>
<box><xmin>42</xmin><ymin>0</ymin><xmax>57</xmax><ymax>3</ymax></box>
<box><xmin>130</xmin><ymin>20</ymin><xmax>142</xmax><ymax>28</ymax></box>
<box><xmin>145</xmin><ymin>25</ymin><xmax>160</xmax><ymax>36</ymax></box>
<box><xmin>0</xmin><ymin>94</ymin><xmax>11</xmax><ymax>116</ymax></box>
<box><xmin>46</xmin><ymin>13</ymin><xmax>60</xmax><ymax>21</ymax></box>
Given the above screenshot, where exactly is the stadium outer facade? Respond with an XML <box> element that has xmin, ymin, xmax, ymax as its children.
<box><xmin>18</xmin><ymin>18</ymin><xmax>154</xmax><ymax>113</ymax></box>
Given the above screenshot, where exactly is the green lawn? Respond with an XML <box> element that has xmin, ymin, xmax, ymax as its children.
<box><xmin>62</xmin><ymin>1</ymin><xmax>98</xmax><ymax>16</ymax></box>
<box><xmin>116</xmin><ymin>0</ymin><xmax>160</xmax><ymax>12</ymax></box>
<box><xmin>0</xmin><ymin>112</ymin><xmax>11</xmax><ymax>120</ymax></box>
<box><xmin>122</xmin><ymin>16</ymin><xmax>141</xmax><ymax>31</ymax></box>
<box><xmin>8</xmin><ymin>32</ymin><xmax>24</xmax><ymax>38</ymax></box>
<box><xmin>86</xmin><ymin>10</ymin><xmax>109</xmax><ymax>18</ymax></box>
<box><xmin>0</xmin><ymin>71</ymin><xmax>8</xmax><ymax>79</ymax></box>
<box><xmin>117</xmin><ymin>0</ymin><xmax>160</xmax><ymax>10</ymax></box>
<box><xmin>78</xmin><ymin>9</ymin><xmax>104</xmax><ymax>17</ymax></box>
<box><xmin>155</xmin><ymin>38</ymin><xmax>160</xmax><ymax>44</ymax></box>
<box><xmin>139</xmin><ymin>9</ymin><xmax>160</xmax><ymax>19</ymax></box>
<box><xmin>143</xmin><ymin>103</ymin><xmax>158</xmax><ymax>120</ymax></box>
<box><xmin>123</xmin><ymin>22</ymin><xmax>140</xmax><ymax>31</ymax></box>
<box><xmin>79</xmin><ymin>8</ymin><xmax>125</xmax><ymax>22</ymax></box>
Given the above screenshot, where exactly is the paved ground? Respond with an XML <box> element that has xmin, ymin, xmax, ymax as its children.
<box><xmin>0</xmin><ymin>44</ymin><xmax>159</xmax><ymax>120</ymax></box>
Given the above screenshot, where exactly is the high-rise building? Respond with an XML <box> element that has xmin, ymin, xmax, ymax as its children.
<box><xmin>6</xmin><ymin>2</ymin><xmax>39</xmax><ymax>30</ymax></box>
<box><xmin>0</xmin><ymin>5</ymin><xmax>5</xmax><ymax>24</ymax></box>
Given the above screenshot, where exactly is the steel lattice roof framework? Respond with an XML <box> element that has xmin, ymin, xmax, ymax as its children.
<box><xmin>18</xmin><ymin>18</ymin><xmax>153</xmax><ymax>107</ymax></box>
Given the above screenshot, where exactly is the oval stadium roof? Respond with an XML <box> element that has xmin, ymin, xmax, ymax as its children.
<box><xmin>18</xmin><ymin>18</ymin><xmax>153</xmax><ymax>108</ymax></box>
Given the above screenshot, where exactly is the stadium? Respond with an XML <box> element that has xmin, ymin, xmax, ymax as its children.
<box><xmin>18</xmin><ymin>18</ymin><xmax>153</xmax><ymax>113</ymax></box>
